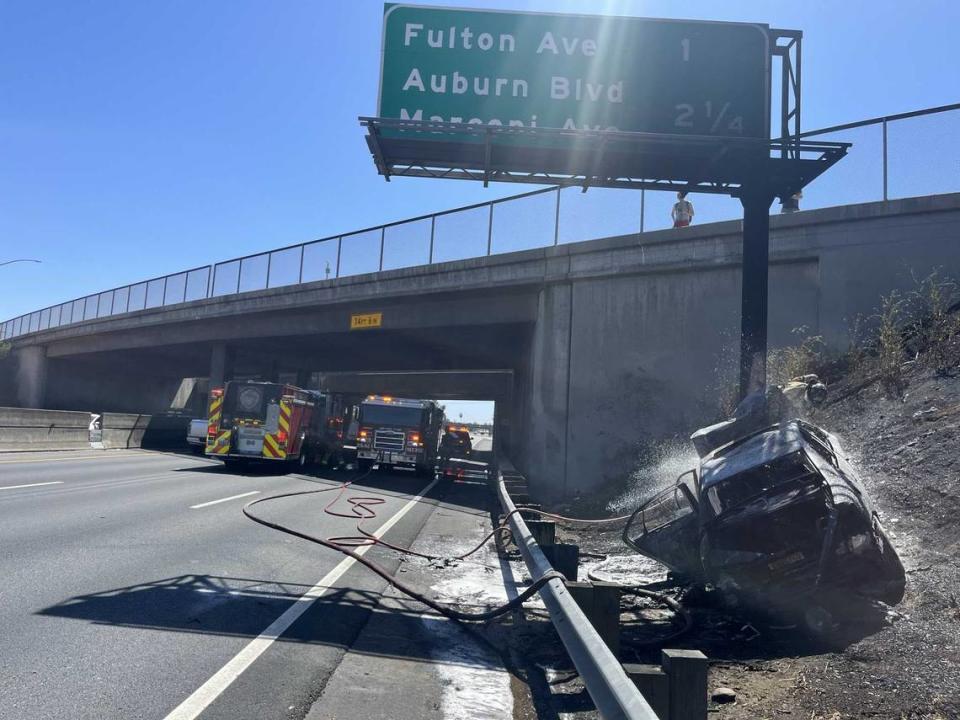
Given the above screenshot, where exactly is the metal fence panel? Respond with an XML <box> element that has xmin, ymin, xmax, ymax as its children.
<box><xmin>382</xmin><ymin>218</ymin><xmax>431</xmax><ymax>271</ymax></box>
<box><xmin>185</xmin><ymin>268</ymin><xmax>209</xmax><ymax>301</ymax></box>
<box><xmin>558</xmin><ymin>187</ymin><xmax>642</xmax><ymax>244</ymax></box>
<box><xmin>212</xmin><ymin>261</ymin><xmax>240</xmax><ymax>297</ymax></box>
<box><xmin>145</xmin><ymin>279</ymin><xmax>165</xmax><ymax>309</ymax></box>
<box><xmin>888</xmin><ymin>111</ymin><xmax>960</xmax><ymax>199</ymax></box>
<box><xmin>113</xmin><ymin>287</ymin><xmax>130</xmax><ymax>314</ymax></box>
<box><xmin>238</xmin><ymin>254</ymin><xmax>269</xmax><ymax>293</ymax></box>
<box><xmin>97</xmin><ymin>291</ymin><xmax>114</xmax><ymax>317</ymax></box>
<box><xmin>82</xmin><ymin>296</ymin><xmax>98</xmax><ymax>320</ymax></box>
<box><xmin>129</xmin><ymin>283</ymin><xmax>147</xmax><ymax>311</ymax></box>
<box><xmin>490</xmin><ymin>190</ymin><xmax>557</xmax><ymax>254</ymax></box>
<box><xmin>432</xmin><ymin>205</ymin><xmax>489</xmax><ymax>263</ymax></box>
<box><xmin>301</xmin><ymin>239</ymin><xmax>339</xmax><ymax>282</ymax></box>
<box><xmin>163</xmin><ymin>273</ymin><xmax>187</xmax><ymax>305</ymax></box>
<box><xmin>267</xmin><ymin>247</ymin><xmax>301</xmax><ymax>289</ymax></box>
<box><xmin>338</xmin><ymin>229</ymin><xmax>381</xmax><ymax>278</ymax></box>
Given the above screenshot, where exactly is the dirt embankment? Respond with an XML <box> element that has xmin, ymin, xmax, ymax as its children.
<box><xmin>545</xmin><ymin>363</ymin><xmax>960</xmax><ymax>719</ymax></box>
<box><xmin>769</xmin><ymin>366</ymin><xmax>960</xmax><ymax>720</ymax></box>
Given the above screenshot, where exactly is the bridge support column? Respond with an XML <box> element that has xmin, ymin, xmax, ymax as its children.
<box><xmin>522</xmin><ymin>282</ymin><xmax>573</xmax><ymax>499</ymax></box>
<box><xmin>209</xmin><ymin>343</ymin><xmax>233</xmax><ymax>388</ymax></box>
<box><xmin>15</xmin><ymin>345</ymin><xmax>47</xmax><ymax>408</ymax></box>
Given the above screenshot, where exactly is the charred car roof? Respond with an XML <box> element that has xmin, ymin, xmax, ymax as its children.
<box><xmin>700</xmin><ymin>422</ymin><xmax>806</xmax><ymax>490</ymax></box>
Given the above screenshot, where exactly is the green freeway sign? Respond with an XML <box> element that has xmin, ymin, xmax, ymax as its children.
<box><xmin>379</xmin><ymin>4</ymin><xmax>771</xmax><ymax>139</ymax></box>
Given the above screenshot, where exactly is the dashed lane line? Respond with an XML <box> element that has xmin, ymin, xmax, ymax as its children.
<box><xmin>0</xmin><ymin>481</ymin><xmax>64</xmax><ymax>491</ymax></box>
<box><xmin>189</xmin><ymin>491</ymin><xmax>262</xmax><ymax>509</ymax></box>
<box><xmin>162</xmin><ymin>476</ymin><xmax>439</xmax><ymax>720</ymax></box>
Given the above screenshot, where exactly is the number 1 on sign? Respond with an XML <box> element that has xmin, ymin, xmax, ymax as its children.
<box><xmin>680</xmin><ymin>38</ymin><xmax>690</xmax><ymax>61</ymax></box>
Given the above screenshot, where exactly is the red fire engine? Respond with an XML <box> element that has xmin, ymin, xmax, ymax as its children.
<box><xmin>205</xmin><ymin>380</ymin><xmax>345</xmax><ymax>469</ymax></box>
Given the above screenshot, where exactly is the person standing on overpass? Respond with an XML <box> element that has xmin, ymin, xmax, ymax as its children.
<box><xmin>672</xmin><ymin>192</ymin><xmax>694</xmax><ymax>228</ymax></box>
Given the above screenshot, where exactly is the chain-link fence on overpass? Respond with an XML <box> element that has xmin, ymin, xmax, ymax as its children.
<box><xmin>3</xmin><ymin>103</ymin><xmax>958</xmax><ymax>342</ymax></box>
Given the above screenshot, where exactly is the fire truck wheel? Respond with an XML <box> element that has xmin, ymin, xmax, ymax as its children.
<box><xmin>357</xmin><ymin>458</ymin><xmax>374</xmax><ymax>473</ymax></box>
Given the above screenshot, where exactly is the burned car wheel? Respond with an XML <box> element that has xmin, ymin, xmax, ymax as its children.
<box><xmin>803</xmin><ymin>604</ymin><xmax>836</xmax><ymax>638</ymax></box>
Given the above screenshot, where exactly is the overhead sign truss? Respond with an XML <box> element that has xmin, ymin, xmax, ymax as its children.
<box><xmin>361</xmin><ymin>116</ymin><xmax>848</xmax><ymax>199</ymax></box>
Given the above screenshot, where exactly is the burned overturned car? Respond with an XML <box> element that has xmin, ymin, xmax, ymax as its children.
<box><xmin>623</xmin><ymin>393</ymin><xmax>905</xmax><ymax>634</ymax></box>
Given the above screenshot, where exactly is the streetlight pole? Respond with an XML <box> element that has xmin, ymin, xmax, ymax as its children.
<box><xmin>0</xmin><ymin>259</ymin><xmax>41</xmax><ymax>268</ymax></box>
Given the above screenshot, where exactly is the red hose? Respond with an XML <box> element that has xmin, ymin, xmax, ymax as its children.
<box><xmin>243</xmin><ymin>476</ymin><xmax>558</xmax><ymax>622</ymax></box>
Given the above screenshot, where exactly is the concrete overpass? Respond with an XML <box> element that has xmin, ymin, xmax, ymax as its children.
<box><xmin>5</xmin><ymin>192</ymin><xmax>960</xmax><ymax>499</ymax></box>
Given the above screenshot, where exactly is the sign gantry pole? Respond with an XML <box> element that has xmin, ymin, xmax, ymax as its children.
<box><xmin>738</xmin><ymin>183</ymin><xmax>776</xmax><ymax>399</ymax></box>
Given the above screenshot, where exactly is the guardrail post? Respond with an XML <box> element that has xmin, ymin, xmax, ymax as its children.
<box><xmin>549</xmin><ymin>543</ymin><xmax>580</xmax><ymax>581</ymax></box>
<box><xmin>336</xmin><ymin>236</ymin><xmax>342</xmax><ymax>278</ymax></box>
<box><xmin>266</xmin><ymin>252</ymin><xmax>273</xmax><ymax>289</ymax></box>
<box><xmin>236</xmin><ymin>259</ymin><xmax>243</xmax><ymax>294</ymax></box>
<box><xmin>662</xmin><ymin>650</ymin><xmax>707</xmax><ymax>720</ymax></box>
<box><xmin>566</xmin><ymin>581</ymin><xmax>621</xmax><ymax>656</ymax></box>
<box><xmin>161</xmin><ymin>276</ymin><xmax>168</xmax><ymax>306</ymax></box>
<box><xmin>298</xmin><ymin>244</ymin><xmax>305</xmax><ymax>284</ymax></box>
<box><xmin>428</xmin><ymin>215</ymin><xmax>435</xmax><ymax>263</ymax></box>
<box><xmin>624</xmin><ymin>665</ymin><xmax>669</xmax><ymax>720</ymax></box>
<box><xmin>527</xmin><ymin>519</ymin><xmax>555</xmax><ymax>549</ymax></box>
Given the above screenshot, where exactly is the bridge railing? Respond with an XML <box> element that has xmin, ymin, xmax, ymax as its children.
<box><xmin>3</xmin><ymin>103</ymin><xmax>958</xmax><ymax>342</ymax></box>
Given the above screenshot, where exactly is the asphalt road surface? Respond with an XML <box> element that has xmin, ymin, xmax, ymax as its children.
<box><xmin>0</xmin><ymin>449</ymin><xmax>442</xmax><ymax>720</ymax></box>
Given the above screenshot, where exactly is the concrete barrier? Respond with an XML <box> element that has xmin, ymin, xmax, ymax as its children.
<box><xmin>101</xmin><ymin>413</ymin><xmax>151</xmax><ymax>449</ymax></box>
<box><xmin>0</xmin><ymin>407</ymin><xmax>90</xmax><ymax>451</ymax></box>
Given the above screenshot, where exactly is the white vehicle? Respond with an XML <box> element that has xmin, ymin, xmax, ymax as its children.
<box><xmin>186</xmin><ymin>418</ymin><xmax>208</xmax><ymax>454</ymax></box>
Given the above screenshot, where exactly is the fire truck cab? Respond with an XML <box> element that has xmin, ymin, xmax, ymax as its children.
<box><xmin>356</xmin><ymin>396</ymin><xmax>443</xmax><ymax>476</ymax></box>
<box><xmin>205</xmin><ymin>381</ymin><xmax>345</xmax><ymax>469</ymax></box>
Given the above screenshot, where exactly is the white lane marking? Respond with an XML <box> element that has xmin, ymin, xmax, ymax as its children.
<box><xmin>0</xmin><ymin>481</ymin><xmax>64</xmax><ymax>491</ymax></box>
<box><xmin>0</xmin><ymin>453</ymin><xmax>148</xmax><ymax>465</ymax></box>
<box><xmin>189</xmin><ymin>491</ymin><xmax>261</xmax><ymax>509</ymax></box>
<box><xmin>163</xmin><ymin>476</ymin><xmax>438</xmax><ymax>720</ymax></box>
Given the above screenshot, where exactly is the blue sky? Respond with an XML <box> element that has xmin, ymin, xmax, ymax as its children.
<box><xmin>2</xmin><ymin>1</ymin><xmax>958</xmax><ymax>422</ymax></box>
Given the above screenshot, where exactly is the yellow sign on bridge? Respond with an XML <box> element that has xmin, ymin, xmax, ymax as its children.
<box><xmin>350</xmin><ymin>312</ymin><xmax>382</xmax><ymax>330</ymax></box>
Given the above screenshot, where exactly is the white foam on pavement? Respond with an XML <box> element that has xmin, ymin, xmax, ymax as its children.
<box><xmin>414</xmin><ymin>523</ymin><xmax>516</xmax><ymax>720</ymax></box>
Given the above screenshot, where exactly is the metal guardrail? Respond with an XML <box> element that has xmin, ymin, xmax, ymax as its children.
<box><xmin>496</xmin><ymin>468</ymin><xmax>657</xmax><ymax>720</ymax></box>
<box><xmin>3</xmin><ymin>103</ymin><xmax>957</xmax><ymax>343</ymax></box>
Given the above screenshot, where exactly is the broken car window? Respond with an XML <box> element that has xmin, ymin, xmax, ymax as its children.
<box><xmin>705</xmin><ymin>451</ymin><xmax>818</xmax><ymax>516</ymax></box>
